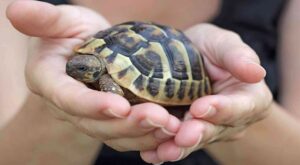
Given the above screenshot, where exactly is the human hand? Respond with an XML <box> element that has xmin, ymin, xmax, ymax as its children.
<box><xmin>6</xmin><ymin>0</ymin><xmax>180</xmax><ymax>151</ymax></box>
<box><xmin>141</xmin><ymin>24</ymin><xmax>273</xmax><ymax>164</ymax></box>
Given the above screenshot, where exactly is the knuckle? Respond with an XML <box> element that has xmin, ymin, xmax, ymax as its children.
<box><xmin>50</xmin><ymin>86</ymin><xmax>67</xmax><ymax>111</ymax></box>
<box><xmin>24</xmin><ymin>66</ymin><xmax>40</xmax><ymax>95</ymax></box>
<box><xmin>194</xmin><ymin>23</ymin><xmax>218</xmax><ymax>34</ymax></box>
<box><xmin>45</xmin><ymin>100</ymin><xmax>68</xmax><ymax>121</ymax></box>
<box><xmin>50</xmin><ymin>82</ymin><xmax>76</xmax><ymax>114</ymax></box>
<box><xmin>225</xmin><ymin>31</ymin><xmax>241</xmax><ymax>41</ymax></box>
<box><xmin>219</xmin><ymin>106</ymin><xmax>235</xmax><ymax>125</ymax></box>
<box><xmin>242</xmin><ymin>99</ymin><xmax>256</xmax><ymax>122</ymax></box>
<box><xmin>74</xmin><ymin>118</ymin><xmax>93</xmax><ymax>134</ymax></box>
<box><xmin>25</xmin><ymin>49</ymin><xmax>49</xmax><ymax>95</ymax></box>
<box><xmin>252</xmin><ymin>84</ymin><xmax>273</xmax><ymax>122</ymax></box>
<box><xmin>217</xmin><ymin>30</ymin><xmax>242</xmax><ymax>44</ymax></box>
<box><xmin>75</xmin><ymin>118</ymin><xmax>108</xmax><ymax>140</ymax></box>
<box><xmin>226</xmin><ymin>110</ymin><xmax>236</xmax><ymax>123</ymax></box>
<box><xmin>186</xmin><ymin>23</ymin><xmax>222</xmax><ymax>45</ymax></box>
<box><xmin>227</xmin><ymin>95</ymin><xmax>257</xmax><ymax>126</ymax></box>
<box><xmin>262</xmin><ymin>87</ymin><xmax>273</xmax><ymax>109</ymax></box>
<box><xmin>115</xmin><ymin>127</ymin><xmax>132</xmax><ymax>137</ymax></box>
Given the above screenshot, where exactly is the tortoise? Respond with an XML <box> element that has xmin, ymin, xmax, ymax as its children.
<box><xmin>66</xmin><ymin>21</ymin><xmax>212</xmax><ymax>106</ymax></box>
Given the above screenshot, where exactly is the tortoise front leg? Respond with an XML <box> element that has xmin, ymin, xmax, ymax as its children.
<box><xmin>99</xmin><ymin>74</ymin><xmax>124</xmax><ymax>96</ymax></box>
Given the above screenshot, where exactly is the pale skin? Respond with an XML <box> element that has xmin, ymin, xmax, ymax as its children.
<box><xmin>2</xmin><ymin>0</ymin><xmax>299</xmax><ymax>165</ymax></box>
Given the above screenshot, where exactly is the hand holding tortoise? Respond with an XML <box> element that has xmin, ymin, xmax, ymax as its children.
<box><xmin>141</xmin><ymin>24</ymin><xmax>272</xmax><ymax>164</ymax></box>
<box><xmin>6</xmin><ymin>0</ymin><xmax>180</xmax><ymax>152</ymax></box>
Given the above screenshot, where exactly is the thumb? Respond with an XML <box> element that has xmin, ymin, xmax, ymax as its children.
<box><xmin>6</xmin><ymin>0</ymin><xmax>110</xmax><ymax>39</ymax></box>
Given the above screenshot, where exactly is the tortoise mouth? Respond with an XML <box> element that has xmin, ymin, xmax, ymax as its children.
<box><xmin>93</xmin><ymin>71</ymin><xmax>101</xmax><ymax>79</ymax></box>
<box><xmin>66</xmin><ymin>61</ymin><xmax>76</xmax><ymax>78</ymax></box>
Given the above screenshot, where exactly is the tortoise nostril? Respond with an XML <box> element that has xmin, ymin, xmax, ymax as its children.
<box><xmin>93</xmin><ymin>71</ymin><xmax>100</xmax><ymax>78</ymax></box>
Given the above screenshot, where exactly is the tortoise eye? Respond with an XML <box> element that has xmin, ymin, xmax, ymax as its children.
<box><xmin>76</xmin><ymin>65</ymin><xmax>88</xmax><ymax>72</ymax></box>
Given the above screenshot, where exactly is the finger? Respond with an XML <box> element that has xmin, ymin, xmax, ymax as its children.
<box><xmin>44</xmin><ymin>93</ymin><xmax>129</xmax><ymax>121</ymax></box>
<box><xmin>140</xmin><ymin>115</ymin><xmax>182</xmax><ymax>164</ymax></box>
<box><xmin>157</xmin><ymin>140</ymin><xmax>208</xmax><ymax>162</ymax></box>
<box><xmin>144</xmin><ymin>120</ymin><xmax>204</xmax><ymax>163</ymax></box>
<box><xmin>140</xmin><ymin>150</ymin><xmax>163</xmax><ymax>165</ymax></box>
<box><xmin>157</xmin><ymin>141</ymin><xmax>184</xmax><ymax>162</ymax></box>
<box><xmin>65</xmin><ymin>103</ymin><xmax>176</xmax><ymax>140</ymax></box>
<box><xmin>41</xmin><ymin>72</ymin><xmax>130</xmax><ymax>119</ymax></box>
<box><xmin>156</xmin><ymin>121</ymin><xmax>222</xmax><ymax>162</ymax></box>
<box><xmin>104</xmin><ymin>132</ymin><xmax>165</xmax><ymax>152</ymax></box>
<box><xmin>157</xmin><ymin>120</ymin><xmax>244</xmax><ymax>162</ymax></box>
<box><xmin>154</xmin><ymin>115</ymin><xmax>180</xmax><ymax>140</ymax></box>
<box><xmin>6</xmin><ymin>0</ymin><xmax>110</xmax><ymax>39</ymax></box>
<box><xmin>185</xmin><ymin>24</ymin><xmax>266</xmax><ymax>83</ymax></box>
<box><xmin>157</xmin><ymin>121</ymin><xmax>208</xmax><ymax>162</ymax></box>
<box><xmin>156</xmin><ymin>139</ymin><xmax>199</xmax><ymax>162</ymax></box>
<box><xmin>175</xmin><ymin>119</ymin><xmax>242</xmax><ymax>149</ymax></box>
<box><xmin>174</xmin><ymin>120</ymin><xmax>204</xmax><ymax>147</ymax></box>
<box><xmin>146</xmin><ymin>121</ymin><xmax>203</xmax><ymax>162</ymax></box>
<box><xmin>129</xmin><ymin>103</ymin><xmax>171</xmax><ymax>130</ymax></box>
<box><xmin>190</xmin><ymin>84</ymin><xmax>272</xmax><ymax>125</ymax></box>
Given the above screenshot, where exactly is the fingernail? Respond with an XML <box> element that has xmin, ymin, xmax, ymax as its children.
<box><xmin>184</xmin><ymin>112</ymin><xmax>193</xmax><ymax>120</ymax></box>
<box><xmin>191</xmin><ymin>133</ymin><xmax>203</xmax><ymax>149</ymax></box>
<box><xmin>154</xmin><ymin>128</ymin><xmax>176</xmax><ymax>140</ymax></box>
<box><xmin>140</xmin><ymin>118</ymin><xmax>163</xmax><ymax>129</ymax></box>
<box><xmin>261</xmin><ymin>67</ymin><xmax>267</xmax><ymax>77</ymax></box>
<box><xmin>246</xmin><ymin>61</ymin><xmax>267</xmax><ymax>77</ymax></box>
<box><xmin>103</xmin><ymin>109</ymin><xmax>126</xmax><ymax>118</ymax></box>
<box><xmin>153</xmin><ymin>162</ymin><xmax>164</xmax><ymax>165</ymax></box>
<box><xmin>196</xmin><ymin>105</ymin><xmax>216</xmax><ymax>118</ymax></box>
<box><xmin>162</xmin><ymin>128</ymin><xmax>176</xmax><ymax>136</ymax></box>
<box><xmin>173</xmin><ymin>148</ymin><xmax>185</xmax><ymax>162</ymax></box>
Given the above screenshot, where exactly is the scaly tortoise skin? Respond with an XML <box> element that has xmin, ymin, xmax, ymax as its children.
<box><xmin>66</xmin><ymin>21</ymin><xmax>212</xmax><ymax>106</ymax></box>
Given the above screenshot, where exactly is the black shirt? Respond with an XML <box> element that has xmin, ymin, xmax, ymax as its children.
<box><xmin>38</xmin><ymin>0</ymin><xmax>286</xmax><ymax>164</ymax></box>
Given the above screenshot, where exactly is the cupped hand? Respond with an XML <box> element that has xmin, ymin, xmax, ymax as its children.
<box><xmin>6</xmin><ymin>0</ymin><xmax>180</xmax><ymax>152</ymax></box>
<box><xmin>141</xmin><ymin>24</ymin><xmax>273</xmax><ymax>164</ymax></box>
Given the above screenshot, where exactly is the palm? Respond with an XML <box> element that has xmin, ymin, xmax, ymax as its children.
<box><xmin>196</xmin><ymin>37</ymin><xmax>269</xmax><ymax>125</ymax></box>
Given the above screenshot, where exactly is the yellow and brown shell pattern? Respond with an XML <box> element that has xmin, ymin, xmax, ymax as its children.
<box><xmin>76</xmin><ymin>21</ymin><xmax>212</xmax><ymax>106</ymax></box>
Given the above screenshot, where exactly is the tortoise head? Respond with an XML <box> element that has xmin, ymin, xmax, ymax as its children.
<box><xmin>66</xmin><ymin>55</ymin><xmax>105</xmax><ymax>83</ymax></box>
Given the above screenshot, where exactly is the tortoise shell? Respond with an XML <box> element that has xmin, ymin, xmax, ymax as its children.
<box><xmin>75</xmin><ymin>21</ymin><xmax>211</xmax><ymax>105</ymax></box>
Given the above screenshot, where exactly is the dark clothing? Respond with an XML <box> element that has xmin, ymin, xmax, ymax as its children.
<box><xmin>96</xmin><ymin>147</ymin><xmax>217</xmax><ymax>165</ymax></box>
<box><xmin>39</xmin><ymin>0</ymin><xmax>285</xmax><ymax>164</ymax></box>
<box><xmin>41</xmin><ymin>0</ymin><xmax>69</xmax><ymax>5</ymax></box>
